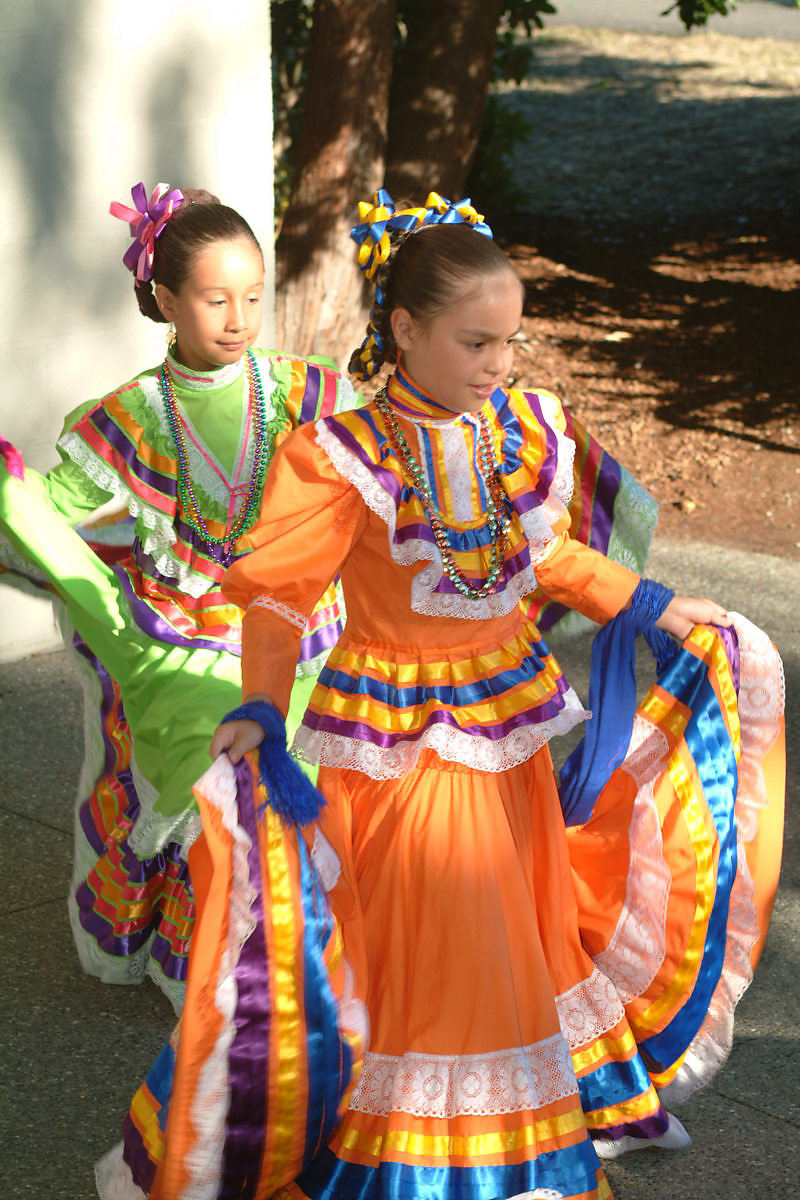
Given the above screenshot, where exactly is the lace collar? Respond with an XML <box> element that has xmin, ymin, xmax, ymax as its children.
<box><xmin>165</xmin><ymin>348</ymin><xmax>246</xmax><ymax>392</ymax></box>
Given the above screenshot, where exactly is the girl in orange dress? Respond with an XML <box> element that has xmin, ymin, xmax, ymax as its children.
<box><xmin>101</xmin><ymin>193</ymin><xmax>784</xmax><ymax>1200</ymax></box>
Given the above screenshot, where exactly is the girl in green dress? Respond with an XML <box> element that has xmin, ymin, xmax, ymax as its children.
<box><xmin>0</xmin><ymin>181</ymin><xmax>356</xmax><ymax>1010</ymax></box>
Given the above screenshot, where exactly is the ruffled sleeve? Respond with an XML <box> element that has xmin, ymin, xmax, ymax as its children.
<box><xmin>26</xmin><ymin>399</ymin><xmax>118</xmax><ymax>525</ymax></box>
<box><xmin>36</xmin><ymin>457</ymin><xmax>112</xmax><ymax>525</ymax></box>
<box><xmin>533</xmin><ymin>531</ymin><xmax>639</xmax><ymax>624</ymax></box>
<box><xmin>265</xmin><ymin>353</ymin><xmax>359</xmax><ymax>439</ymax></box>
<box><xmin>223</xmin><ymin>423</ymin><xmax>366</xmax><ymax>714</ymax></box>
<box><xmin>501</xmin><ymin>388</ymin><xmax>640</xmax><ymax>623</ymax></box>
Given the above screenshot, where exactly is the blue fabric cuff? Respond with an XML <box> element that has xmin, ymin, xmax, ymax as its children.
<box><xmin>220</xmin><ymin>700</ymin><xmax>324</xmax><ymax>827</ymax></box>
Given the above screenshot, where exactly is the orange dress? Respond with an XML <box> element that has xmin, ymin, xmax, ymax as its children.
<box><xmin>103</xmin><ymin>368</ymin><xmax>784</xmax><ymax>1200</ymax></box>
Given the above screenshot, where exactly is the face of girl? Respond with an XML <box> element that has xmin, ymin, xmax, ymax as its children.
<box><xmin>392</xmin><ymin>269</ymin><xmax>523</xmax><ymax>413</ymax></box>
<box><xmin>155</xmin><ymin>237</ymin><xmax>264</xmax><ymax>372</ymax></box>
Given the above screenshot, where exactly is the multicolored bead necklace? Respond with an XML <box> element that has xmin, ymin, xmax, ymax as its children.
<box><xmin>374</xmin><ymin>388</ymin><xmax>511</xmax><ymax>600</ymax></box>
<box><xmin>159</xmin><ymin>349</ymin><xmax>271</xmax><ymax>565</ymax></box>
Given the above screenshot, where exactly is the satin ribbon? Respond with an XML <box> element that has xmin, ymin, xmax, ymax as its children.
<box><xmin>350</xmin><ymin>187</ymin><xmax>493</xmax><ymax>280</ymax></box>
<box><xmin>109</xmin><ymin>181</ymin><xmax>185</xmax><ymax>281</ymax></box>
<box><xmin>558</xmin><ymin>579</ymin><xmax>676</xmax><ymax>826</ymax></box>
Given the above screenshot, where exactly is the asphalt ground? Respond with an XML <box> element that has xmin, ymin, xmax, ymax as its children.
<box><xmin>546</xmin><ymin>0</ymin><xmax>800</xmax><ymax>40</ymax></box>
<box><xmin>1</xmin><ymin>534</ymin><xmax>797</xmax><ymax>1200</ymax></box>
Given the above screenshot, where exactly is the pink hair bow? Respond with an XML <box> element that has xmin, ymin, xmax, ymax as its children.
<box><xmin>0</xmin><ymin>436</ymin><xmax>25</xmax><ymax>481</ymax></box>
<box><xmin>109</xmin><ymin>181</ymin><xmax>184</xmax><ymax>281</ymax></box>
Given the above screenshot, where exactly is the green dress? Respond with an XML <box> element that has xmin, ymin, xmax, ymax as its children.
<box><xmin>0</xmin><ymin>348</ymin><xmax>357</xmax><ymax>1010</ymax></box>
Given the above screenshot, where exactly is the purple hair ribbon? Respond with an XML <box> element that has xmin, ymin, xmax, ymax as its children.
<box><xmin>109</xmin><ymin>181</ymin><xmax>185</xmax><ymax>281</ymax></box>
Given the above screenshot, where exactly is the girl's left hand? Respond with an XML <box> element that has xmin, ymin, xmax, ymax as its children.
<box><xmin>656</xmin><ymin>595</ymin><xmax>731</xmax><ymax>641</ymax></box>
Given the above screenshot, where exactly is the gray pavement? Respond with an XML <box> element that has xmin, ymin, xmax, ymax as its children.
<box><xmin>1</xmin><ymin>534</ymin><xmax>797</xmax><ymax>1199</ymax></box>
<box><xmin>547</xmin><ymin>0</ymin><xmax>800</xmax><ymax>40</ymax></box>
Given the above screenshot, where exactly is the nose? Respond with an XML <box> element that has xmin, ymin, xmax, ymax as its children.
<box><xmin>485</xmin><ymin>341</ymin><xmax>510</xmax><ymax>377</ymax></box>
<box><xmin>226</xmin><ymin>301</ymin><xmax>247</xmax><ymax>331</ymax></box>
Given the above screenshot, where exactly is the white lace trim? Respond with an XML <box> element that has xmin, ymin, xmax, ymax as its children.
<box><xmin>310</xmin><ymin>826</ymin><xmax>342</xmax><ymax>891</ymax></box>
<box><xmin>347</xmin><ymin>1034</ymin><xmax>579</xmax><ymax>1119</ymax></box>
<box><xmin>95</xmin><ymin>1143</ymin><xmax>147</xmax><ymax>1200</ymax></box>
<box><xmin>661</xmin><ymin>613</ymin><xmax>784</xmax><ymax>1104</ymax></box>
<box><xmin>429</xmin><ymin>420</ymin><xmax>476</xmax><ymax>522</ymax></box>
<box><xmin>66</xmin><ymin>612</ymin><xmax>148</xmax><ymax>988</ymax></box>
<box><xmin>125</xmin><ymin>746</ymin><xmax>193</xmax><ymax>857</ymax></box>
<box><xmin>183</xmin><ymin>754</ymin><xmax>258</xmax><ymax>1200</ymax></box>
<box><xmin>510</xmin><ymin>1192</ymin><xmax>566</xmax><ymax>1200</ymax></box>
<box><xmin>61</xmin><ymin>616</ymin><xmax>186</xmax><ymax>1012</ymax></box>
<box><xmin>248</xmin><ymin>592</ymin><xmax>306</xmax><ymax>632</ymax></box>
<box><xmin>555</xmin><ymin>965</ymin><xmax>626</xmax><ymax>1049</ymax></box>
<box><xmin>166</xmin><ymin>348</ymin><xmax>245</xmax><ymax>391</ymax></box>
<box><xmin>58</xmin><ymin>429</ymin><xmax>210</xmax><ymax>599</ymax></box>
<box><xmin>314</xmin><ymin>395</ymin><xmax>575</xmax><ymax>622</ymax></box>
<box><xmin>307</xmin><ymin>834</ymin><xmax>370</xmax><ymax>1052</ymax></box>
<box><xmin>293</xmin><ymin>687</ymin><xmax>588</xmax><ymax>780</ymax></box>
<box><xmin>591</xmin><ymin>718</ymin><xmax>672</xmax><ymax>1003</ymax></box>
<box><xmin>295</xmin><ymin>648</ymin><xmax>332</xmax><ymax>679</ymax></box>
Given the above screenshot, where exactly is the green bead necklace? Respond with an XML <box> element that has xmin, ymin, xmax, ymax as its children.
<box><xmin>160</xmin><ymin>350</ymin><xmax>271</xmax><ymax>565</ymax></box>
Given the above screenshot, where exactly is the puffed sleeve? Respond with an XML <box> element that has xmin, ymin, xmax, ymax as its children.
<box><xmin>506</xmin><ymin>387</ymin><xmax>641</xmax><ymax>624</ymax></box>
<box><xmin>260</xmin><ymin>353</ymin><xmax>359</xmax><ymax>449</ymax></box>
<box><xmin>533</xmin><ymin>529</ymin><xmax>639</xmax><ymax>623</ymax></box>
<box><xmin>223</xmin><ymin>422</ymin><xmax>366</xmax><ymax>714</ymax></box>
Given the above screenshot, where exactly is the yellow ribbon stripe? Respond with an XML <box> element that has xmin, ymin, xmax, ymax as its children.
<box><xmin>581</xmin><ymin>1086</ymin><xmax>662</xmax><ymax>1130</ymax></box>
<box><xmin>261</xmin><ymin>803</ymin><xmax>305</xmax><ymax>1189</ymax></box>
<box><xmin>333</xmin><ymin>1108</ymin><xmax>587</xmax><ymax>1163</ymax></box>
<box><xmin>634</xmin><ymin>747</ymin><xmax>715</xmax><ymax>1035</ymax></box>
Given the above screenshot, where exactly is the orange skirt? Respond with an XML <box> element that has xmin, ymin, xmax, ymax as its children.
<box><xmin>100</xmin><ymin>619</ymin><xmax>784</xmax><ymax>1200</ymax></box>
<box><xmin>293</xmin><ymin>747</ymin><xmax>616</xmax><ymax>1199</ymax></box>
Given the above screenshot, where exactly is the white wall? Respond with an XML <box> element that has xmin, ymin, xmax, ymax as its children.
<box><xmin>0</xmin><ymin>0</ymin><xmax>274</xmax><ymax>661</ymax></box>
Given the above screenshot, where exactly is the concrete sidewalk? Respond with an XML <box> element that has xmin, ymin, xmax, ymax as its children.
<box><xmin>1</xmin><ymin>535</ymin><xmax>797</xmax><ymax>1199</ymax></box>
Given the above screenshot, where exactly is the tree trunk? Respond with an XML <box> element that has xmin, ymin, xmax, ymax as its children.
<box><xmin>384</xmin><ymin>0</ymin><xmax>506</xmax><ymax>203</ymax></box>
<box><xmin>275</xmin><ymin>0</ymin><xmax>397</xmax><ymax>364</ymax></box>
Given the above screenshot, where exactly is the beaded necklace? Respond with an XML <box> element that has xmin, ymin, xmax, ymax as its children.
<box><xmin>374</xmin><ymin>388</ymin><xmax>511</xmax><ymax>600</ymax></box>
<box><xmin>159</xmin><ymin>349</ymin><xmax>271</xmax><ymax>565</ymax></box>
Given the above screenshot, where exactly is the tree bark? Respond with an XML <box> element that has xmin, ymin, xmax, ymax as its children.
<box><xmin>384</xmin><ymin>0</ymin><xmax>506</xmax><ymax>203</ymax></box>
<box><xmin>275</xmin><ymin>0</ymin><xmax>397</xmax><ymax>364</ymax></box>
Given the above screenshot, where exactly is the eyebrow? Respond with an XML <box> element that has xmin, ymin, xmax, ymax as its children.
<box><xmin>461</xmin><ymin>324</ymin><xmax>522</xmax><ymax>338</ymax></box>
<box><xmin>198</xmin><ymin>281</ymin><xmax>265</xmax><ymax>293</ymax></box>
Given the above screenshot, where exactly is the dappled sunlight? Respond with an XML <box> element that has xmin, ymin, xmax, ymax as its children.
<box><xmin>492</xmin><ymin>25</ymin><xmax>800</xmax><ymax>237</ymax></box>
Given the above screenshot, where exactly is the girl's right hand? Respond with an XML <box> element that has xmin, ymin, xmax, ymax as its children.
<box><xmin>210</xmin><ymin>718</ymin><xmax>265</xmax><ymax>764</ymax></box>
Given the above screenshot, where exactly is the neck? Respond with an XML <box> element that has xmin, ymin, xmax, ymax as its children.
<box><xmin>386</xmin><ymin>366</ymin><xmax>461</xmax><ymax>421</ymax></box>
<box><xmin>166</xmin><ymin>346</ymin><xmax>247</xmax><ymax>391</ymax></box>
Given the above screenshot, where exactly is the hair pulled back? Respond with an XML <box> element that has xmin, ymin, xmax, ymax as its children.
<box><xmin>133</xmin><ymin>188</ymin><xmax>263</xmax><ymax>324</ymax></box>
<box><xmin>349</xmin><ymin>223</ymin><xmax>516</xmax><ymax>381</ymax></box>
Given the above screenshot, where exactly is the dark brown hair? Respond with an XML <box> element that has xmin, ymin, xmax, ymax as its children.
<box><xmin>134</xmin><ymin>188</ymin><xmax>263</xmax><ymax>323</ymax></box>
<box><xmin>349</xmin><ymin>222</ymin><xmax>519</xmax><ymax>379</ymax></box>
